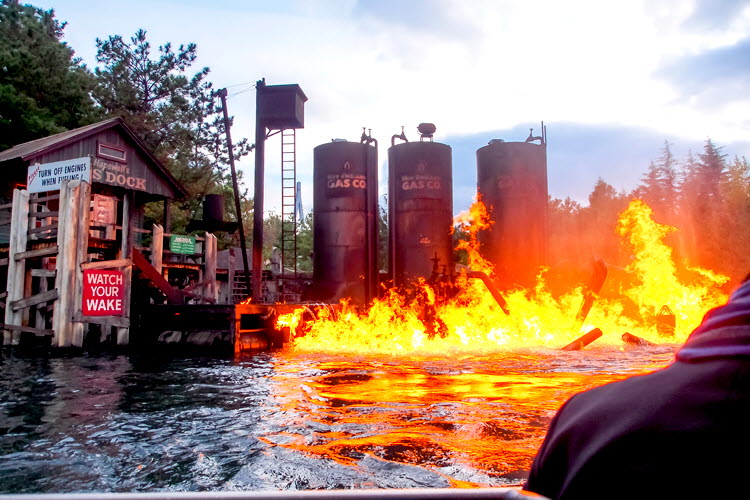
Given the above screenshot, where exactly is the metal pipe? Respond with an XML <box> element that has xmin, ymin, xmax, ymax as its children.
<box><xmin>361</xmin><ymin>128</ymin><xmax>378</xmax><ymax>305</ymax></box>
<box><xmin>2</xmin><ymin>488</ymin><xmax>547</xmax><ymax>500</ymax></box>
<box><xmin>570</xmin><ymin>258</ymin><xmax>608</xmax><ymax>334</ymax></box>
<box><xmin>391</xmin><ymin>126</ymin><xmax>408</xmax><ymax>147</ymax></box>
<box><xmin>467</xmin><ymin>271</ymin><xmax>510</xmax><ymax>315</ymax></box>
<box><xmin>217</xmin><ymin>88</ymin><xmax>252</xmax><ymax>300</ymax></box>
<box><xmin>252</xmin><ymin>79</ymin><xmax>266</xmax><ymax>301</ymax></box>
<box><xmin>561</xmin><ymin>327</ymin><xmax>603</xmax><ymax>351</ymax></box>
<box><xmin>525</xmin><ymin>128</ymin><xmax>543</xmax><ymax>144</ymax></box>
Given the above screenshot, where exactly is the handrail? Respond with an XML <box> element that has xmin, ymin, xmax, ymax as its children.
<box><xmin>1</xmin><ymin>487</ymin><xmax>547</xmax><ymax>500</ymax></box>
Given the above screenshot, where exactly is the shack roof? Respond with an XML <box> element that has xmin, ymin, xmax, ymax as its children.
<box><xmin>0</xmin><ymin>117</ymin><xmax>187</xmax><ymax>198</ymax></box>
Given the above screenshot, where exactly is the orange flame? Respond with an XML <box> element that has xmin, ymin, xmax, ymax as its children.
<box><xmin>453</xmin><ymin>195</ymin><xmax>494</xmax><ymax>274</ymax></box>
<box><xmin>285</xmin><ymin>199</ymin><xmax>729</xmax><ymax>354</ymax></box>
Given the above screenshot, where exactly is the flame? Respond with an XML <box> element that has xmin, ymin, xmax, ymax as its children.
<box><xmin>453</xmin><ymin>195</ymin><xmax>494</xmax><ymax>274</ymax></box>
<box><xmin>285</xmin><ymin>199</ymin><xmax>730</xmax><ymax>354</ymax></box>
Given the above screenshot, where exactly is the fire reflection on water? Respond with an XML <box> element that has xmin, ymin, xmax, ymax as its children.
<box><xmin>0</xmin><ymin>348</ymin><xmax>676</xmax><ymax>492</ymax></box>
<box><xmin>261</xmin><ymin>348</ymin><xmax>675</xmax><ymax>487</ymax></box>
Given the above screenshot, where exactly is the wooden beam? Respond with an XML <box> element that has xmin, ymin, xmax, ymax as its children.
<box><xmin>71</xmin><ymin>180</ymin><xmax>91</xmax><ymax>347</ymax></box>
<box><xmin>151</xmin><ymin>224</ymin><xmax>163</xmax><ymax>274</ymax></box>
<box><xmin>52</xmin><ymin>180</ymin><xmax>82</xmax><ymax>347</ymax></box>
<box><xmin>10</xmin><ymin>288</ymin><xmax>58</xmax><ymax>311</ymax></box>
<box><xmin>15</xmin><ymin>245</ymin><xmax>58</xmax><ymax>261</ymax></box>
<box><xmin>205</xmin><ymin>233</ymin><xmax>218</xmax><ymax>302</ymax></box>
<box><xmin>81</xmin><ymin>258</ymin><xmax>132</xmax><ymax>270</ymax></box>
<box><xmin>28</xmin><ymin>211</ymin><xmax>58</xmax><ymax>218</ymax></box>
<box><xmin>30</xmin><ymin>194</ymin><xmax>60</xmax><ymax>204</ymax></box>
<box><xmin>73</xmin><ymin>312</ymin><xmax>130</xmax><ymax>328</ymax></box>
<box><xmin>0</xmin><ymin>323</ymin><xmax>54</xmax><ymax>337</ymax></box>
<box><xmin>4</xmin><ymin>189</ymin><xmax>30</xmax><ymax>345</ymax></box>
<box><xmin>30</xmin><ymin>269</ymin><xmax>56</xmax><ymax>278</ymax></box>
<box><xmin>28</xmin><ymin>223</ymin><xmax>58</xmax><ymax>235</ymax></box>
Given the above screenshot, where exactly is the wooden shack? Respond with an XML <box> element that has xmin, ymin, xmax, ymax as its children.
<box><xmin>0</xmin><ymin>117</ymin><xmax>221</xmax><ymax>348</ymax></box>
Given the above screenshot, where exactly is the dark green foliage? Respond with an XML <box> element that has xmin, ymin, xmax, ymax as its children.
<box><xmin>93</xmin><ymin>29</ymin><xmax>251</xmax><ymax>246</ymax></box>
<box><xmin>0</xmin><ymin>1</ymin><xmax>100</xmax><ymax>149</ymax></box>
<box><xmin>552</xmin><ymin>138</ymin><xmax>750</xmax><ymax>287</ymax></box>
<box><xmin>296</xmin><ymin>212</ymin><xmax>313</xmax><ymax>272</ymax></box>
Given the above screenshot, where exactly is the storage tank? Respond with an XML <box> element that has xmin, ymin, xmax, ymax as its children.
<box><xmin>312</xmin><ymin>139</ymin><xmax>378</xmax><ymax>304</ymax></box>
<box><xmin>477</xmin><ymin>129</ymin><xmax>548</xmax><ymax>289</ymax></box>
<box><xmin>388</xmin><ymin>124</ymin><xmax>453</xmax><ymax>287</ymax></box>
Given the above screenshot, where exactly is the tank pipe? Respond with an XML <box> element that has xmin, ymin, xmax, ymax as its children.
<box><xmin>570</xmin><ymin>258</ymin><xmax>608</xmax><ymax>334</ymax></box>
<box><xmin>467</xmin><ymin>271</ymin><xmax>510</xmax><ymax>315</ymax></box>
<box><xmin>525</xmin><ymin>128</ymin><xmax>543</xmax><ymax>144</ymax></box>
<box><xmin>391</xmin><ymin>126</ymin><xmax>409</xmax><ymax>147</ymax></box>
<box><xmin>361</xmin><ymin>128</ymin><xmax>378</xmax><ymax>305</ymax></box>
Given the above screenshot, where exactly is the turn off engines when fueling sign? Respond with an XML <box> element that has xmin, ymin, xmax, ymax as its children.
<box><xmin>27</xmin><ymin>157</ymin><xmax>91</xmax><ymax>194</ymax></box>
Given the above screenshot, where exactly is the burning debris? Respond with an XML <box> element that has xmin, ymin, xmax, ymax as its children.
<box><xmin>278</xmin><ymin>199</ymin><xmax>730</xmax><ymax>354</ymax></box>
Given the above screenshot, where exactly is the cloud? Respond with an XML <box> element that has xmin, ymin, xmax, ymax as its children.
<box><xmin>352</xmin><ymin>0</ymin><xmax>478</xmax><ymax>39</ymax></box>
<box><xmin>658</xmin><ymin>37</ymin><xmax>750</xmax><ymax>107</ymax></box>
<box><xmin>681</xmin><ymin>0</ymin><xmax>750</xmax><ymax>31</ymax></box>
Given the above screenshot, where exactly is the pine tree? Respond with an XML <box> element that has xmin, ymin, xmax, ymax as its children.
<box><xmin>0</xmin><ymin>1</ymin><xmax>100</xmax><ymax>150</ymax></box>
<box><xmin>93</xmin><ymin>29</ymin><xmax>251</xmax><ymax>244</ymax></box>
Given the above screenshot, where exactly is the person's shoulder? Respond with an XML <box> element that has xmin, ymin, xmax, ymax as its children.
<box><xmin>559</xmin><ymin>364</ymin><xmax>677</xmax><ymax>417</ymax></box>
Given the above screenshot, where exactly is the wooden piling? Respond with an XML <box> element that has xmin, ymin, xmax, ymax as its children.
<box><xmin>205</xmin><ymin>233</ymin><xmax>217</xmax><ymax>302</ymax></box>
<box><xmin>151</xmin><ymin>223</ymin><xmax>163</xmax><ymax>274</ymax></box>
<box><xmin>52</xmin><ymin>180</ymin><xmax>89</xmax><ymax>347</ymax></box>
<box><xmin>4</xmin><ymin>189</ymin><xmax>29</xmax><ymax>345</ymax></box>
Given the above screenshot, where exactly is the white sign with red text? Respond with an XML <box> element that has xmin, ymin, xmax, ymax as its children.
<box><xmin>27</xmin><ymin>157</ymin><xmax>91</xmax><ymax>194</ymax></box>
<box><xmin>82</xmin><ymin>270</ymin><xmax>125</xmax><ymax>316</ymax></box>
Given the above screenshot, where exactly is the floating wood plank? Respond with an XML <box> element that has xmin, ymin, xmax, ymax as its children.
<box><xmin>81</xmin><ymin>258</ymin><xmax>132</xmax><ymax>270</ymax></box>
<box><xmin>622</xmin><ymin>332</ymin><xmax>656</xmax><ymax>347</ymax></box>
<box><xmin>15</xmin><ymin>245</ymin><xmax>58</xmax><ymax>261</ymax></box>
<box><xmin>10</xmin><ymin>289</ymin><xmax>58</xmax><ymax>311</ymax></box>
<box><xmin>30</xmin><ymin>269</ymin><xmax>56</xmax><ymax>278</ymax></box>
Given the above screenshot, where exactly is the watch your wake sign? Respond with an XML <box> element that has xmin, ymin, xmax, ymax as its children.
<box><xmin>82</xmin><ymin>270</ymin><xmax>125</xmax><ymax>316</ymax></box>
<box><xmin>170</xmin><ymin>234</ymin><xmax>196</xmax><ymax>254</ymax></box>
<box><xmin>27</xmin><ymin>157</ymin><xmax>91</xmax><ymax>194</ymax></box>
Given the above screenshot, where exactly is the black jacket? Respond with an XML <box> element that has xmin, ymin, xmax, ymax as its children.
<box><xmin>524</xmin><ymin>280</ymin><xmax>750</xmax><ymax>500</ymax></box>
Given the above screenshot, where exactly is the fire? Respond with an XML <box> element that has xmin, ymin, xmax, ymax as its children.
<box><xmin>285</xmin><ymin>199</ymin><xmax>730</xmax><ymax>354</ymax></box>
<box><xmin>453</xmin><ymin>194</ymin><xmax>494</xmax><ymax>275</ymax></box>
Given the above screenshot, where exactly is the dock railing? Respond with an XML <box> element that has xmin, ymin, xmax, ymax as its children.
<box><xmin>1</xmin><ymin>487</ymin><xmax>546</xmax><ymax>500</ymax></box>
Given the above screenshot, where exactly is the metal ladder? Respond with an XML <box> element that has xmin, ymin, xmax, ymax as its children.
<box><xmin>280</xmin><ymin>129</ymin><xmax>297</xmax><ymax>279</ymax></box>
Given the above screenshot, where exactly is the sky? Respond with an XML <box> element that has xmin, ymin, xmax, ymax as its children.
<box><xmin>34</xmin><ymin>0</ymin><xmax>750</xmax><ymax>215</ymax></box>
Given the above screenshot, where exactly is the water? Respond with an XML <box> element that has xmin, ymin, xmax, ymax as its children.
<box><xmin>0</xmin><ymin>345</ymin><xmax>676</xmax><ymax>493</ymax></box>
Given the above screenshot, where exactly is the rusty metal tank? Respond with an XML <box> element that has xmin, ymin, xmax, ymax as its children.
<box><xmin>388</xmin><ymin>124</ymin><xmax>453</xmax><ymax>287</ymax></box>
<box><xmin>313</xmin><ymin>139</ymin><xmax>378</xmax><ymax>304</ymax></box>
<box><xmin>477</xmin><ymin>131</ymin><xmax>549</xmax><ymax>289</ymax></box>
